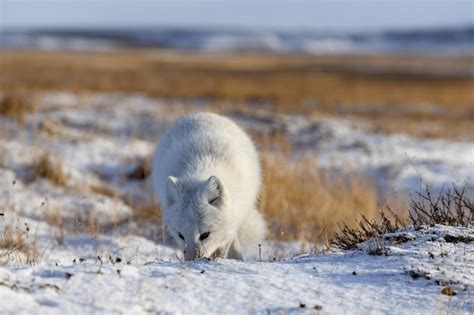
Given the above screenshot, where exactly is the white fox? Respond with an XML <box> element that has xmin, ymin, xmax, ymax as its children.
<box><xmin>152</xmin><ymin>112</ymin><xmax>266</xmax><ymax>260</ymax></box>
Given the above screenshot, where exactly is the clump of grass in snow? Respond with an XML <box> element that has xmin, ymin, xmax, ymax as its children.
<box><xmin>32</xmin><ymin>153</ymin><xmax>68</xmax><ymax>186</ymax></box>
<box><xmin>0</xmin><ymin>221</ymin><xmax>37</xmax><ymax>266</ymax></box>
<box><xmin>0</xmin><ymin>92</ymin><xmax>35</xmax><ymax>125</ymax></box>
<box><xmin>332</xmin><ymin>184</ymin><xmax>472</xmax><ymax>249</ymax></box>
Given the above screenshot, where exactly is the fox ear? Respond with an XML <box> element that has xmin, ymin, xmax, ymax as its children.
<box><xmin>166</xmin><ymin>176</ymin><xmax>179</xmax><ymax>206</ymax></box>
<box><xmin>203</xmin><ymin>176</ymin><xmax>225</xmax><ymax>208</ymax></box>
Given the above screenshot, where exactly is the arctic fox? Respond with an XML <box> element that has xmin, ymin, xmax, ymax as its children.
<box><xmin>152</xmin><ymin>113</ymin><xmax>266</xmax><ymax>261</ymax></box>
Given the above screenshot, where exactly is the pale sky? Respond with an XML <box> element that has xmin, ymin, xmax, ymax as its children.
<box><xmin>1</xmin><ymin>0</ymin><xmax>473</xmax><ymax>32</ymax></box>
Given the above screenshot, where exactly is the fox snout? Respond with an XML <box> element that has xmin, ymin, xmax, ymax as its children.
<box><xmin>184</xmin><ymin>245</ymin><xmax>204</xmax><ymax>261</ymax></box>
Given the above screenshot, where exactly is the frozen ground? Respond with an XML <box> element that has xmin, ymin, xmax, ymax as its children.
<box><xmin>0</xmin><ymin>223</ymin><xmax>472</xmax><ymax>314</ymax></box>
<box><xmin>0</xmin><ymin>91</ymin><xmax>473</xmax><ymax>314</ymax></box>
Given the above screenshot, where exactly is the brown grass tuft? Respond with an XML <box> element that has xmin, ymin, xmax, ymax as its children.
<box><xmin>132</xmin><ymin>203</ymin><xmax>161</xmax><ymax>221</ymax></box>
<box><xmin>0</xmin><ymin>222</ymin><xmax>37</xmax><ymax>266</ymax></box>
<box><xmin>32</xmin><ymin>153</ymin><xmax>68</xmax><ymax>186</ymax></box>
<box><xmin>0</xmin><ymin>92</ymin><xmax>35</xmax><ymax>125</ymax></box>
<box><xmin>89</xmin><ymin>183</ymin><xmax>119</xmax><ymax>199</ymax></box>
<box><xmin>259</xmin><ymin>154</ymin><xmax>379</xmax><ymax>242</ymax></box>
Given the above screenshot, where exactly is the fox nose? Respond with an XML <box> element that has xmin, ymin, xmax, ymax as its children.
<box><xmin>184</xmin><ymin>245</ymin><xmax>203</xmax><ymax>261</ymax></box>
<box><xmin>194</xmin><ymin>248</ymin><xmax>203</xmax><ymax>259</ymax></box>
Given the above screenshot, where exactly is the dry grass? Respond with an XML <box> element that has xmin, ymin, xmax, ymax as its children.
<box><xmin>0</xmin><ymin>143</ymin><xmax>5</xmax><ymax>168</ymax></box>
<box><xmin>0</xmin><ymin>92</ymin><xmax>36</xmax><ymax>125</ymax></box>
<box><xmin>259</xmin><ymin>153</ymin><xmax>379</xmax><ymax>242</ymax></box>
<box><xmin>332</xmin><ymin>208</ymin><xmax>403</xmax><ymax>250</ymax></box>
<box><xmin>0</xmin><ymin>221</ymin><xmax>38</xmax><ymax>266</ymax></box>
<box><xmin>1</xmin><ymin>50</ymin><xmax>473</xmax><ymax>140</ymax></box>
<box><xmin>31</xmin><ymin>153</ymin><xmax>68</xmax><ymax>187</ymax></box>
<box><xmin>89</xmin><ymin>183</ymin><xmax>119</xmax><ymax>199</ymax></box>
<box><xmin>132</xmin><ymin>203</ymin><xmax>161</xmax><ymax>221</ymax></box>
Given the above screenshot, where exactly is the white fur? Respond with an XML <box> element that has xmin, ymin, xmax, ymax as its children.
<box><xmin>152</xmin><ymin>112</ymin><xmax>266</xmax><ymax>260</ymax></box>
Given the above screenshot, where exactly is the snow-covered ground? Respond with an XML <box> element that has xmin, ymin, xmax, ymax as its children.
<box><xmin>0</xmin><ymin>224</ymin><xmax>472</xmax><ymax>314</ymax></box>
<box><xmin>1</xmin><ymin>91</ymin><xmax>473</xmax><ymax>314</ymax></box>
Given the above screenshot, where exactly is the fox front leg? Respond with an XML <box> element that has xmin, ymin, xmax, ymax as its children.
<box><xmin>211</xmin><ymin>241</ymin><xmax>243</xmax><ymax>260</ymax></box>
<box><xmin>211</xmin><ymin>247</ymin><xmax>226</xmax><ymax>259</ymax></box>
<box><xmin>224</xmin><ymin>240</ymin><xmax>243</xmax><ymax>260</ymax></box>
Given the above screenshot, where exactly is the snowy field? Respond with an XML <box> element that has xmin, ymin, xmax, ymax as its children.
<box><xmin>1</xmin><ymin>223</ymin><xmax>472</xmax><ymax>314</ymax></box>
<box><xmin>0</xmin><ymin>92</ymin><xmax>473</xmax><ymax>314</ymax></box>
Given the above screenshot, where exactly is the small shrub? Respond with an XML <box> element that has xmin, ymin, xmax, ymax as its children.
<box><xmin>0</xmin><ymin>93</ymin><xmax>35</xmax><ymax>125</ymax></box>
<box><xmin>332</xmin><ymin>184</ymin><xmax>472</xmax><ymax>249</ymax></box>
<box><xmin>332</xmin><ymin>208</ymin><xmax>403</xmax><ymax>250</ymax></box>
<box><xmin>409</xmin><ymin>184</ymin><xmax>472</xmax><ymax>228</ymax></box>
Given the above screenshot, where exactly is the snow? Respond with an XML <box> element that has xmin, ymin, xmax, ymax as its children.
<box><xmin>0</xmin><ymin>225</ymin><xmax>472</xmax><ymax>314</ymax></box>
<box><xmin>0</xmin><ymin>91</ymin><xmax>473</xmax><ymax>314</ymax></box>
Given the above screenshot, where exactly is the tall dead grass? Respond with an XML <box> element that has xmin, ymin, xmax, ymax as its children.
<box><xmin>1</xmin><ymin>51</ymin><xmax>473</xmax><ymax>140</ymax></box>
<box><xmin>0</xmin><ymin>92</ymin><xmax>36</xmax><ymax>125</ymax></box>
<box><xmin>259</xmin><ymin>153</ymin><xmax>378</xmax><ymax>242</ymax></box>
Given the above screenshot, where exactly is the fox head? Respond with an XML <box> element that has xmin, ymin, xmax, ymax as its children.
<box><xmin>164</xmin><ymin>175</ymin><xmax>235</xmax><ymax>261</ymax></box>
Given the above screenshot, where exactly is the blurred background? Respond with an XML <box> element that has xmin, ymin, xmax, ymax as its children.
<box><xmin>0</xmin><ymin>0</ymin><xmax>473</xmax><ymax>241</ymax></box>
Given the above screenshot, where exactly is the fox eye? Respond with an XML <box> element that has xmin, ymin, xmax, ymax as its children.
<box><xmin>199</xmin><ymin>232</ymin><xmax>210</xmax><ymax>241</ymax></box>
<box><xmin>178</xmin><ymin>232</ymin><xmax>185</xmax><ymax>240</ymax></box>
<box><xmin>209</xmin><ymin>196</ymin><xmax>219</xmax><ymax>206</ymax></box>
